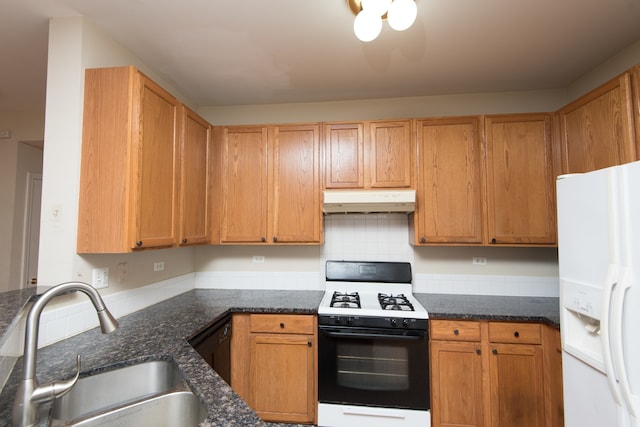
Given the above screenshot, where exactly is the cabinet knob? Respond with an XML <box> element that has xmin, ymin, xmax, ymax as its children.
<box><xmin>453</xmin><ymin>329</ymin><xmax>459</xmax><ymax>335</ymax></box>
<box><xmin>514</xmin><ymin>331</ymin><xmax>520</xmax><ymax>338</ymax></box>
<box><xmin>273</xmin><ymin>236</ymin><xmax>278</xmax><ymax>242</ymax></box>
<box><xmin>280</xmin><ymin>322</ymin><xmax>285</xmax><ymax>329</ymax></box>
<box><xmin>308</xmin><ymin>340</ymin><xmax>312</xmax><ymax>347</ymax></box>
<box><xmin>136</xmin><ymin>241</ymin><xmax>143</xmax><ymax>247</ymax></box>
<box><xmin>492</xmin><ymin>349</ymin><xmax>498</xmax><ymax>355</ymax></box>
<box><xmin>476</xmin><ymin>349</ymin><xmax>481</xmax><ymax>355</ymax></box>
<box><xmin>420</xmin><ymin>237</ymin><xmax>427</xmax><ymax>244</ymax></box>
<box><xmin>491</xmin><ymin>238</ymin><xmax>497</xmax><ymax>244</ymax></box>
<box><xmin>182</xmin><ymin>238</ymin><xmax>188</xmax><ymax>244</ymax></box>
<box><xmin>261</xmin><ymin>237</ymin><xmax>266</xmax><ymax>242</ymax></box>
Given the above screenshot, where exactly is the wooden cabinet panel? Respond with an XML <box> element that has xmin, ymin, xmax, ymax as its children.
<box><xmin>217</xmin><ymin>124</ymin><xmax>321</xmax><ymax>245</ymax></box>
<box><xmin>323</xmin><ymin>119</ymin><xmax>413</xmax><ymax>189</ymax></box>
<box><xmin>178</xmin><ymin>105</ymin><xmax>210</xmax><ymax>246</ymax></box>
<box><xmin>415</xmin><ymin>117</ymin><xmax>483</xmax><ymax>244</ymax></box>
<box><xmin>485</xmin><ymin>114</ymin><xmax>556</xmax><ymax>245</ymax></box>
<box><xmin>270</xmin><ymin>124</ymin><xmax>322</xmax><ymax>243</ymax></box>
<box><xmin>369</xmin><ymin>120</ymin><xmax>413</xmax><ymax>188</ymax></box>
<box><xmin>557</xmin><ymin>71</ymin><xmax>636</xmax><ymax>173</ymax></box>
<box><xmin>251</xmin><ymin>334</ymin><xmax>316</xmax><ymax>423</ymax></box>
<box><xmin>430</xmin><ymin>340</ymin><xmax>484</xmax><ymax>427</ymax></box>
<box><xmin>430</xmin><ymin>320</ymin><xmax>559</xmax><ymax>427</ymax></box>
<box><xmin>488</xmin><ymin>343</ymin><xmax>545</xmax><ymax>427</ymax></box>
<box><xmin>78</xmin><ymin>66</ymin><xmax>180</xmax><ymax>253</ymax></box>
<box><xmin>231</xmin><ymin>314</ymin><xmax>317</xmax><ymax>424</ymax></box>
<box><xmin>324</xmin><ymin>122</ymin><xmax>364</xmax><ymax>188</ymax></box>
<box><xmin>220</xmin><ymin>126</ymin><xmax>269</xmax><ymax>243</ymax></box>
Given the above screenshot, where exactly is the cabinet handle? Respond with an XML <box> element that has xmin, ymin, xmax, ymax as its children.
<box><xmin>273</xmin><ymin>236</ymin><xmax>278</xmax><ymax>243</ymax></box>
<box><xmin>514</xmin><ymin>331</ymin><xmax>520</xmax><ymax>338</ymax></box>
<box><xmin>491</xmin><ymin>238</ymin><xmax>497</xmax><ymax>244</ymax></box>
<box><xmin>308</xmin><ymin>340</ymin><xmax>312</xmax><ymax>347</ymax></box>
<box><xmin>492</xmin><ymin>349</ymin><xmax>498</xmax><ymax>355</ymax></box>
<box><xmin>476</xmin><ymin>349</ymin><xmax>481</xmax><ymax>355</ymax></box>
<box><xmin>136</xmin><ymin>241</ymin><xmax>143</xmax><ymax>247</ymax></box>
<box><xmin>280</xmin><ymin>322</ymin><xmax>285</xmax><ymax>329</ymax></box>
<box><xmin>261</xmin><ymin>237</ymin><xmax>266</xmax><ymax>242</ymax></box>
<box><xmin>453</xmin><ymin>329</ymin><xmax>459</xmax><ymax>335</ymax></box>
<box><xmin>182</xmin><ymin>238</ymin><xmax>187</xmax><ymax>244</ymax></box>
<box><xmin>420</xmin><ymin>237</ymin><xmax>427</xmax><ymax>244</ymax></box>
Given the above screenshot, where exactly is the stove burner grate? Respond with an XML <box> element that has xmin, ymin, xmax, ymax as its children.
<box><xmin>378</xmin><ymin>293</ymin><xmax>415</xmax><ymax>311</ymax></box>
<box><xmin>330</xmin><ymin>291</ymin><xmax>361</xmax><ymax>309</ymax></box>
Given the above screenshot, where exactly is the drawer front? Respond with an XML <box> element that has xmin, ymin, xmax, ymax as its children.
<box><xmin>488</xmin><ymin>322</ymin><xmax>541</xmax><ymax>344</ymax></box>
<box><xmin>430</xmin><ymin>320</ymin><xmax>481</xmax><ymax>342</ymax></box>
<box><xmin>250</xmin><ymin>314</ymin><xmax>315</xmax><ymax>334</ymax></box>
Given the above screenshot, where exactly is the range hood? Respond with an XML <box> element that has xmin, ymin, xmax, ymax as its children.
<box><xmin>323</xmin><ymin>190</ymin><xmax>416</xmax><ymax>214</ymax></box>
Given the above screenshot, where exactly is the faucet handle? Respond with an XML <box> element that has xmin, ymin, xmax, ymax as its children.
<box><xmin>31</xmin><ymin>355</ymin><xmax>81</xmax><ymax>404</ymax></box>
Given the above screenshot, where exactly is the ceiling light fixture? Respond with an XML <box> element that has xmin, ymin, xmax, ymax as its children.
<box><xmin>348</xmin><ymin>0</ymin><xmax>417</xmax><ymax>42</ymax></box>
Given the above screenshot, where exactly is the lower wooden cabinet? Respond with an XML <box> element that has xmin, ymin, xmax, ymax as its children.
<box><xmin>430</xmin><ymin>319</ymin><xmax>563</xmax><ymax>427</ymax></box>
<box><xmin>231</xmin><ymin>313</ymin><xmax>317</xmax><ymax>424</ymax></box>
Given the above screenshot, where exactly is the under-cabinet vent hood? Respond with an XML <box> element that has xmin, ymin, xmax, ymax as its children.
<box><xmin>323</xmin><ymin>190</ymin><xmax>416</xmax><ymax>214</ymax></box>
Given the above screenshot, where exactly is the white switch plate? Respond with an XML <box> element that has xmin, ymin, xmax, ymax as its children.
<box><xmin>153</xmin><ymin>261</ymin><xmax>165</xmax><ymax>272</ymax></box>
<box><xmin>472</xmin><ymin>257</ymin><xmax>487</xmax><ymax>265</ymax></box>
<box><xmin>0</xmin><ymin>129</ymin><xmax>11</xmax><ymax>139</ymax></box>
<box><xmin>92</xmin><ymin>267</ymin><xmax>109</xmax><ymax>289</ymax></box>
<box><xmin>252</xmin><ymin>256</ymin><xmax>265</xmax><ymax>263</ymax></box>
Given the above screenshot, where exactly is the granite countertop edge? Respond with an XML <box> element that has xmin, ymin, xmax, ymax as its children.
<box><xmin>0</xmin><ymin>289</ymin><xmax>559</xmax><ymax>426</ymax></box>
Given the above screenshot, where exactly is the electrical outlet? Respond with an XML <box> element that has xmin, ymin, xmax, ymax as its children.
<box><xmin>117</xmin><ymin>262</ymin><xmax>128</xmax><ymax>283</ymax></box>
<box><xmin>153</xmin><ymin>261</ymin><xmax>165</xmax><ymax>272</ymax></box>
<box><xmin>252</xmin><ymin>256</ymin><xmax>265</xmax><ymax>263</ymax></box>
<box><xmin>472</xmin><ymin>257</ymin><xmax>487</xmax><ymax>265</ymax></box>
<box><xmin>92</xmin><ymin>267</ymin><xmax>109</xmax><ymax>289</ymax></box>
<box><xmin>0</xmin><ymin>129</ymin><xmax>11</xmax><ymax>139</ymax></box>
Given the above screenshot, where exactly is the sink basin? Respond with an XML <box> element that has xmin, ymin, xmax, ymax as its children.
<box><xmin>49</xmin><ymin>359</ymin><xmax>207</xmax><ymax>426</ymax></box>
<box><xmin>52</xmin><ymin>391</ymin><xmax>207</xmax><ymax>427</ymax></box>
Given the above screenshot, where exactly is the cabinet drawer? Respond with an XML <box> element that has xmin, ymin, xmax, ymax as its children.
<box><xmin>488</xmin><ymin>322</ymin><xmax>541</xmax><ymax>344</ymax></box>
<box><xmin>430</xmin><ymin>320</ymin><xmax>481</xmax><ymax>342</ymax></box>
<box><xmin>250</xmin><ymin>314</ymin><xmax>315</xmax><ymax>334</ymax></box>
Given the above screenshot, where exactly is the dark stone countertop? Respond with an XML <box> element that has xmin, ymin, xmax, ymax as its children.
<box><xmin>0</xmin><ymin>287</ymin><xmax>36</xmax><ymax>347</ymax></box>
<box><xmin>0</xmin><ymin>288</ymin><xmax>559</xmax><ymax>426</ymax></box>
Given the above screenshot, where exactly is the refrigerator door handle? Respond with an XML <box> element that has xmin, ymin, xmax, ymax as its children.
<box><xmin>611</xmin><ymin>269</ymin><xmax>639</xmax><ymax>419</ymax></box>
<box><xmin>602</xmin><ymin>265</ymin><xmax>624</xmax><ymax>407</ymax></box>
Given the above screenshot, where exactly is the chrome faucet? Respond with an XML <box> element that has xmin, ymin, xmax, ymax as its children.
<box><xmin>12</xmin><ymin>282</ymin><xmax>119</xmax><ymax>427</ymax></box>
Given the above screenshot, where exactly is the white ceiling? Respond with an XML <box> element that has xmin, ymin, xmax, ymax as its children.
<box><xmin>3</xmin><ymin>0</ymin><xmax>640</xmax><ymax>113</ymax></box>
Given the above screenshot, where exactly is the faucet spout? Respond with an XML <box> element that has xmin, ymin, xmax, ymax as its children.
<box><xmin>12</xmin><ymin>282</ymin><xmax>119</xmax><ymax>427</ymax></box>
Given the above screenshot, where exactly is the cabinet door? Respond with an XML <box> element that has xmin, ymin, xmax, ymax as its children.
<box><xmin>270</xmin><ymin>124</ymin><xmax>321</xmax><ymax>243</ymax></box>
<box><xmin>415</xmin><ymin>117</ymin><xmax>483</xmax><ymax>244</ymax></box>
<box><xmin>220</xmin><ymin>126</ymin><xmax>268</xmax><ymax>243</ymax></box>
<box><xmin>250</xmin><ymin>334</ymin><xmax>316</xmax><ymax>423</ymax></box>
<box><xmin>324</xmin><ymin>122</ymin><xmax>364</xmax><ymax>188</ymax></box>
<box><xmin>178</xmin><ymin>106</ymin><xmax>210</xmax><ymax>246</ymax></box>
<box><xmin>488</xmin><ymin>343</ymin><xmax>545</xmax><ymax>427</ymax></box>
<box><xmin>430</xmin><ymin>340</ymin><xmax>484</xmax><ymax>427</ymax></box>
<box><xmin>485</xmin><ymin>114</ymin><xmax>556</xmax><ymax>245</ymax></box>
<box><xmin>131</xmin><ymin>74</ymin><xmax>179</xmax><ymax>249</ymax></box>
<box><xmin>558</xmin><ymin>72</ymin><xmax>636</xmax><ymax>173</ymax></box>
<box><xmin>369</xmin><ymin>120</ymin><xmax>413</xmax><ymax>188</ymax></box>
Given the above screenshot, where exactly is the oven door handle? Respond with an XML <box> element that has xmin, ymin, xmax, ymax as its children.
<box><xmin>320</xmin><ymin>330</ymin><xmax>424</xmax><ymax>341</ymax></box>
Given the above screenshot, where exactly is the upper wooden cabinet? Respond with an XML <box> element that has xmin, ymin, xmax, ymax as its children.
<box><xmin>557</xmin><ymin>70</ymin><xmax>637</xmax><ymax>174</ymax></box>
<box><xmin>178</xmin><ymin>106</ymin><xmax>211</xmax><ymax>246</ymax></box>
<box><xmin>77</xmin><ymin>66</ymin><xmax>180</xmax><ymax>253</ymax></box>
<box><xmin>217</xmin><ymin>124</ymin><xmax>322</xmax><ymax>245</ymax></box>
<box><xmin>485</xmin><ymin>113</ymin><xmax>556</xmax><ymax>246</ymax></box>
<box><xmin>324</xmin><ymin>119</ymin><xmax>413</xmax><ymax>189</ymax></box>
<box><xmin>413</xmin><ymin>116</ymin><xmax>484</xmax><ymax>244</ymax></box>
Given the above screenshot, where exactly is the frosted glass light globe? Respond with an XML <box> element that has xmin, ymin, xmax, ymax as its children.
<box><xmin>354</xmin><ymin>9</ymin><xmax>382</xmax><ymax>42</ymax></box>
<box><xmin>388</xmin><ymin>0</ymin><xmax>417</xmax><ymax>31</ymax></box>
<box><xmin>361</xmin><ymin>0</ymin><xmax>392</xmax><ymax>16</ymax></box>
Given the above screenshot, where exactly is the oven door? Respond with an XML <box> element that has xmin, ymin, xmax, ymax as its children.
<box><xmin>318</xmin><ymin>325</ymin><xmax>430</xmax><ymax>410</ymax></box>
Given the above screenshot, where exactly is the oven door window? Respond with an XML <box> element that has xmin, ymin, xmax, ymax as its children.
<box><xmin>318</xmin><ymin>326</ymin><xmax>429</xmax><ymax>410</ymax></box>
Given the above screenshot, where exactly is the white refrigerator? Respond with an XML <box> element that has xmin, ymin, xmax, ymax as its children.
<box><xmin>557</xmin><ymin>160</ymin><xmax>640</xmax><ymax>427</ymax></box>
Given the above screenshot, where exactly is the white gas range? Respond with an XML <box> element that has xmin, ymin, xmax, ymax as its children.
<box><xmin>317</xmin><ymin>261</ymin><xmax>431</xmax><ymax>427</ymax></box>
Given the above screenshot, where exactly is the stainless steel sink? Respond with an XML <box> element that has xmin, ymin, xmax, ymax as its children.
<box><xmin>49</xmin><ymin>359</ymin><xmax>208</xmax><ymax>426</ymax></box>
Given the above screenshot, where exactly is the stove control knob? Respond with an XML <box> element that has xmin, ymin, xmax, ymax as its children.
<box><xmin>390</xmin><ymin>318</ymin><xmax>397</xmax><ymax>327</ymax></box>
<box><xmin>346</xmin><ymin>317</ymin><xmax>353</xmax><ymax>326</ymax></box>
<box><xmin>402</xmin><ymin>319</ymin><xmax>409</xmax><ymax>328</ymax></box>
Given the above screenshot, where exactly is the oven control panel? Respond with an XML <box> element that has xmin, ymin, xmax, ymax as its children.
<box><xmin>318</xmin><ymin>314</ymin><xmax>429</xmax><ymax>331</ymax></box>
